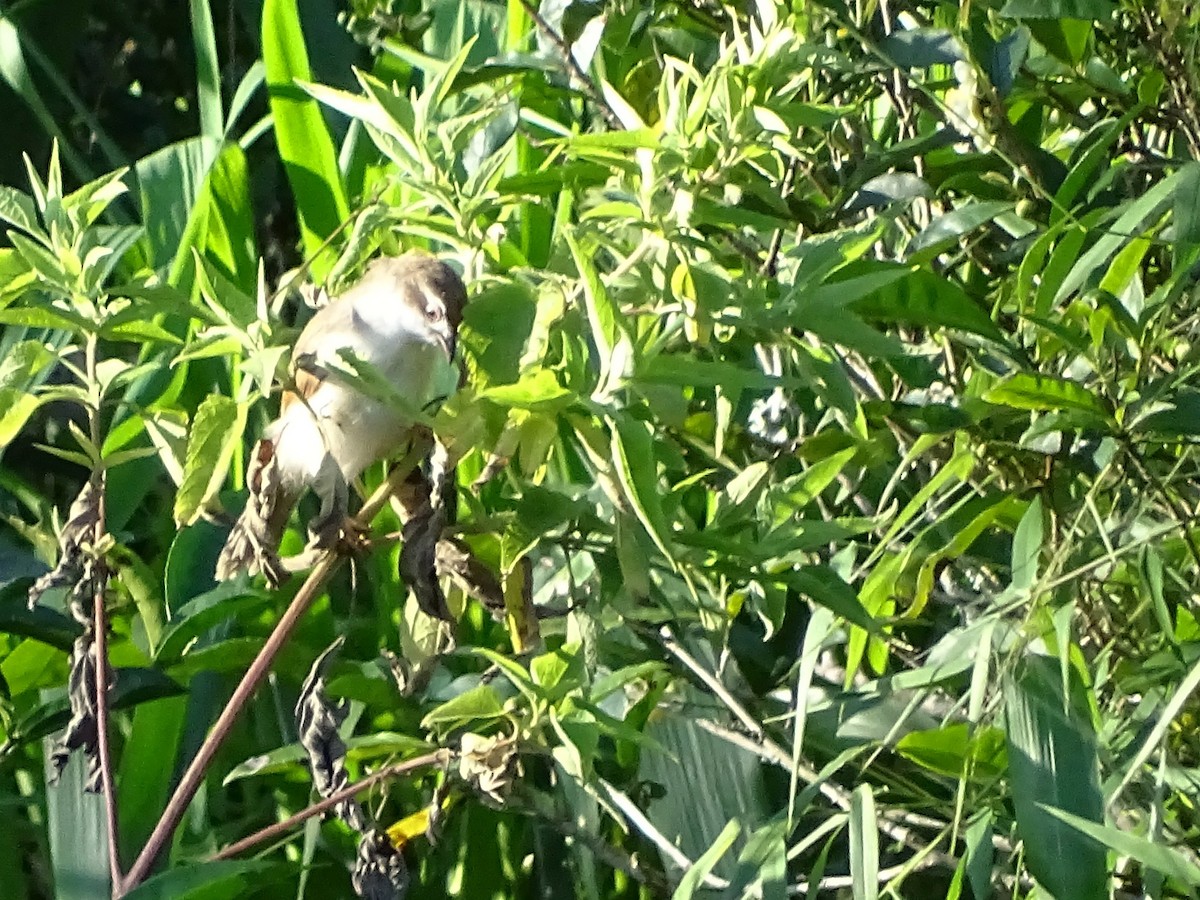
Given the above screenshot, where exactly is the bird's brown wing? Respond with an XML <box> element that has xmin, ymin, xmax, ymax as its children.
<box><xmin>280</xmin><ymin>297</ymin><xmax>357</xmax><ymax>413</ymax></box>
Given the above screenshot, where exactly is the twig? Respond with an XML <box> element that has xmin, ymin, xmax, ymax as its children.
<box><xmin>1120</xmin><ymin>437</ymin><xmax>1200</xmax><ymax>575</ymax></box>
<box><xmin>516</xmin><ymin>0</ymin><xmax>622</xmax><ymax>130</ymax></box>
<box><xmin>760</xmin><ymin>157</ymin><xmax>799</xmax><ymax>278</ymax></box>
<box><xmin>659</xmin><ymin>626</ymin><xmax>763</xmax><ymax>740</ymax></box>
<box><xmin>85</xmin><ymin>332</ymin><xmax>122</xmax><ymax>894</ymax></box>
<box><xmin>94</xmin><ymin>547</ymin><xmax>121</xmax><ymax>893</ymax></box>
<box><xmin>595</xmin><ymin>777</ymin><xmax>730</xmax><ymax>891</ymax></box>
<box><xmin>120</xmin><ymin>453</ymin><xmax>426</xmax><ymax>893</ymax></box>
<box><xmin>210</xmin><ymin>751</ymin><xmax>450</xmax><ymax>861</ymax></box>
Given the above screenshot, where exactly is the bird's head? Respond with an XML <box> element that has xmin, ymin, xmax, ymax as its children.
<box><xmin>358</xmin><ymin>252</ymin><xmax>467</xmax><ymax>358</ymax></box>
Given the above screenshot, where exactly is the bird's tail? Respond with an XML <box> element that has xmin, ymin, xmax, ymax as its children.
<box><xmin>215</xmin><ymin>438</ymin><xmax>298</xmax><ymax>585</ymax></box>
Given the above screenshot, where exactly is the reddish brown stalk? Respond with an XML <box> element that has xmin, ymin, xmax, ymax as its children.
<box><xmin>210</xmin><ymin>750</ymin><xmax>450</xmax><ymax>862</ymax></box>
<box><xmin>119</xmin><ymin>449</ymin><xmax>426</xmax><ymax>894</ymax></box>
<box><xmin>94</xmin><ymin>537</ymin><xmax>122</xmax><ymax>893</ymax></box>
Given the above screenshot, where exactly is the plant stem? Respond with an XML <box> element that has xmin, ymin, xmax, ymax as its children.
<box><xmin>209</xmin><ymin>750</ymin><xmax>450</xmax><ymax>861</ymax></box>
<box><xmin>86</xmin><ymin>332</ymin><xmax>123</xmax><ymax>894</ymax></box>
<box><xmin>120</xmin><ymin>453</ymin><xmax>425</xmax><ymax>893</ymax></box>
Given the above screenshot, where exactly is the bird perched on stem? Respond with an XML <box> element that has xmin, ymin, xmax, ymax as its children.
<box><xmin>215</xmin><ymin>252</ymin><xmax>466</xmax><ymax>586</ymax></box>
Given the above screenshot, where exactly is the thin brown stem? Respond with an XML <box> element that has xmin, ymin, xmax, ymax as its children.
<box><xmin>210</xmin><ymin>751</ymin><xmax>450</xmax><ymax>862</ymax></box>
<box><xmin>85</xmin><ymin>332</ymin><xmax>122</xmax><ymax>894</ymax></box>
<box><xmin>94</xmin><ymin>550</ymin><xmax>121</xmax><ymax>893</ymax></box>
<box><xmin>516</xmin><ymin>0</ymin><xmax>622</xmax><ymax>131</ymax></box>
<box><xmin>120</xmin><ymin>453</ymin><xmax>425</xmax><ymax>893</ymax></box>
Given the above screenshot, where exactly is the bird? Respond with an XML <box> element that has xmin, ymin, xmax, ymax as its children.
<box><xmin>215</xmin><ymin>252</ymin><xmax>466</xmax><ymax>584</ymax></box>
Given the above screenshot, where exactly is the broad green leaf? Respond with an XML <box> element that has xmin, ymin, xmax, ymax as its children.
<box><xmin>1004</xmin><ymin>655</ymin><xmax>1106</xmax><ymax>900</ymax></box>
<box><xmin>174</xmin><ymin>394</ymin><xmax>242</xmax><ymax>527</ymax></box>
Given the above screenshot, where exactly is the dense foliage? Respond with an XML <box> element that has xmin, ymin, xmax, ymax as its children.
<box><xmin>3</xmin><ymin>0</ymin><xmax>1200</xmax><ymax>898</ymax></box>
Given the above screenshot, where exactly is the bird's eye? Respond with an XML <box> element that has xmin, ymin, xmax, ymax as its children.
<box><xmin>427</xmin><ymin>305</ymin><xmax>445</xmax><ymax>322</ymax></box>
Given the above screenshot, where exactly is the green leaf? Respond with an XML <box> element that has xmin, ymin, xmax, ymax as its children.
<box><xmin>461</xmin><ymin>282</ymin><xmax>537</xmax><ymax>386</ymax></box>
<box><xmin>123</xmin><ymin>860</ymin><xmax>278</xmax><ymax>900</ymax></box>
<box><xmin>224</xmin><ymin>732</ymin><xmax>433</xmax><ymax>783</ymax></box>
<box><xmin>0</xmin><ymin>390</ymin><xmax>43</xmax><ymax>448</ymax></box>
<box><xmin>907</xmin><ymin>201</ymin><xmax>1012</xmax><ymax>258</ymax></box>
<box><xmin>566</xmin><ymin>232</ymin><xmax>623</xmax><ymax>396</ymax></box>
<box><xmin>0</xmin><ymin>603</ymin><xmax>81</xmax><ymax>651</ymax></box>
<box><xmin>775</xmin><ymin>565</ymin><xmax>879</xmax><ymax>634</ymax></box>
<box><xmin>1004</xmin><ymin>655</ymin><xmax>1106</xmax><ymax>900</ymax></box>
<box><xmin>262</xmin><ymin>0</ymin><xmax>349</xmax><ymax>275</ymax></box>
<box><xmin>174</xmin><ymin>394</ymin><xmax>242</xmax><ymax>527</ymax></box>
<box><xmin>999</xmin><ymin>0</ymin><xmax>1115</xmax><ymax>18</ymax></box>
<box><xmin>1173</xmin><ymin>161</ymin><xmax>1200</xmax><ymax>273</ymax></box>
<box><xmin>1011</xmin><ymin>496</ymin><xmax>1043</xmax><ymax>592</ymax></box>
<box><xmin>154</xmin><ymin>582</ymin><xmax>270</xmax><ymax>663</ymax></box>
<box><xmin>1038</xmin><ymin>804</ymin><xmax>1200</xmax><ymax>886</ymax></box>
<box><xmin>1055</xmin><ymin>168</ymin><xmax>1180</xmax><ymax>304</ymax></box>
<box><xmin>849</xmin><ymin>784</ymin><xmax>879</xmax><ymax>900</ymax></box>
<box><xmin>480</xmin><ymin>370</ymin><xmax>575</xmax><ymax>412</ymax></box>
<box><xmin>670</xmin><ymin>819</ymin><xmax>740</xmax><ymax>900</ymax></box>
<box><xmin>849</xmin><ymin>264</ymin><xmax>1007</xmax><ymax>343</ymax></box>
<box><xmin>610</xmin><ymin>414</ymin><xmax>675</xmax><ymax>566</ymax></box>
<box><xmin>984</xmin><ymin>373</ymin><xmax>1110</xmax><ymax>419</ymax></box>
<box><xmin>0</xmin><ymin>185</ymin><xmax>40</xmax><ymax>235</ymax></box>
<box><xmin>188</xmin><ymin>0</ymin><xmax>222</xmax><ymax>142</ymax></box>
<box><xmin>420</xmin><ymin>683</ymin><xmax>507</xmax><ymax>737</ymax></box>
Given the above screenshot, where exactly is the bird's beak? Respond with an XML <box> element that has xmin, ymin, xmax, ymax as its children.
<box><xmin>433</xmin><ymin>323</ymin><xmax>455</xmax><ymax>360</ymax></box>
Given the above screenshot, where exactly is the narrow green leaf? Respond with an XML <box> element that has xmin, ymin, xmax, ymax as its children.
<box><xmin>1173</xmin><ymin>161</ymin><xmax>1200</xmax><ymax>273</ymax></box>
<box><xmin>907</xmin><ymin>201</ymin><xmax>1012</xmax><ymax>257</ymax></box>
<box><xmin>566</xmin><ymin>232</ymin><xmax>619</xmax><ymax>392</ymax></box>
<box><xmin>1011</xmin><ymin>496</ymin><xmax>1043</xmax><ymax>592</ymax></box>
<box><xmin>670</xmin><ymin>820</ymin><xmax>740</xmax><ymax>900</ymax></box>
<box><xmin>479</xmin><ymin>369</ymin><xmax>575</xmax><ymax>412</ymax></box>
<box><xmin>0</xmin><ymin>184</ymin><xmax>40</xmax><ymax>235</ymax></box>
<box><xmin>122</xmin><ymin>860</ymin><xmax>277</xmax><ymax>900</ymax></box>
<box><xmin>610</xmin><ymin>414</ymin><xmax>675</xmax><ymax>566</ymax></box>
<box><xmin>0</xmin><ymin>603</ymin><xmax>80</xmax><ymax>651</ymax></box>
<box><xmin>850</xmin><ymin>264</ymin><xmax>1006</xmax><ymax>342</ymax></box>
<box><xmin>984</xmin><ymin>373</ymin><xmax>1109</xmax><ymax>418</ymax></box>
<box><xmin>188</xmin><ymin>0</ymin><xmax>222</xmax><ymax>141</ymax></box>
<box><xmin>262</xmin><ymin>0</ymin><xmax>349</xmax><ymax>274</ymax></box>
<box><xmin>0</xmin><ymin>390</ymin><xmax>43</xmax><ymax>447</ymax></box>
<box><xmin>849</xmin><ymin>784</ymin><xmax>879</xmax><ymax>900</ymax></box>
<box><xmin>1039</xmin><ymin>804</ymin><xmax>1200</xmax><ymax>886</ymax></box>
